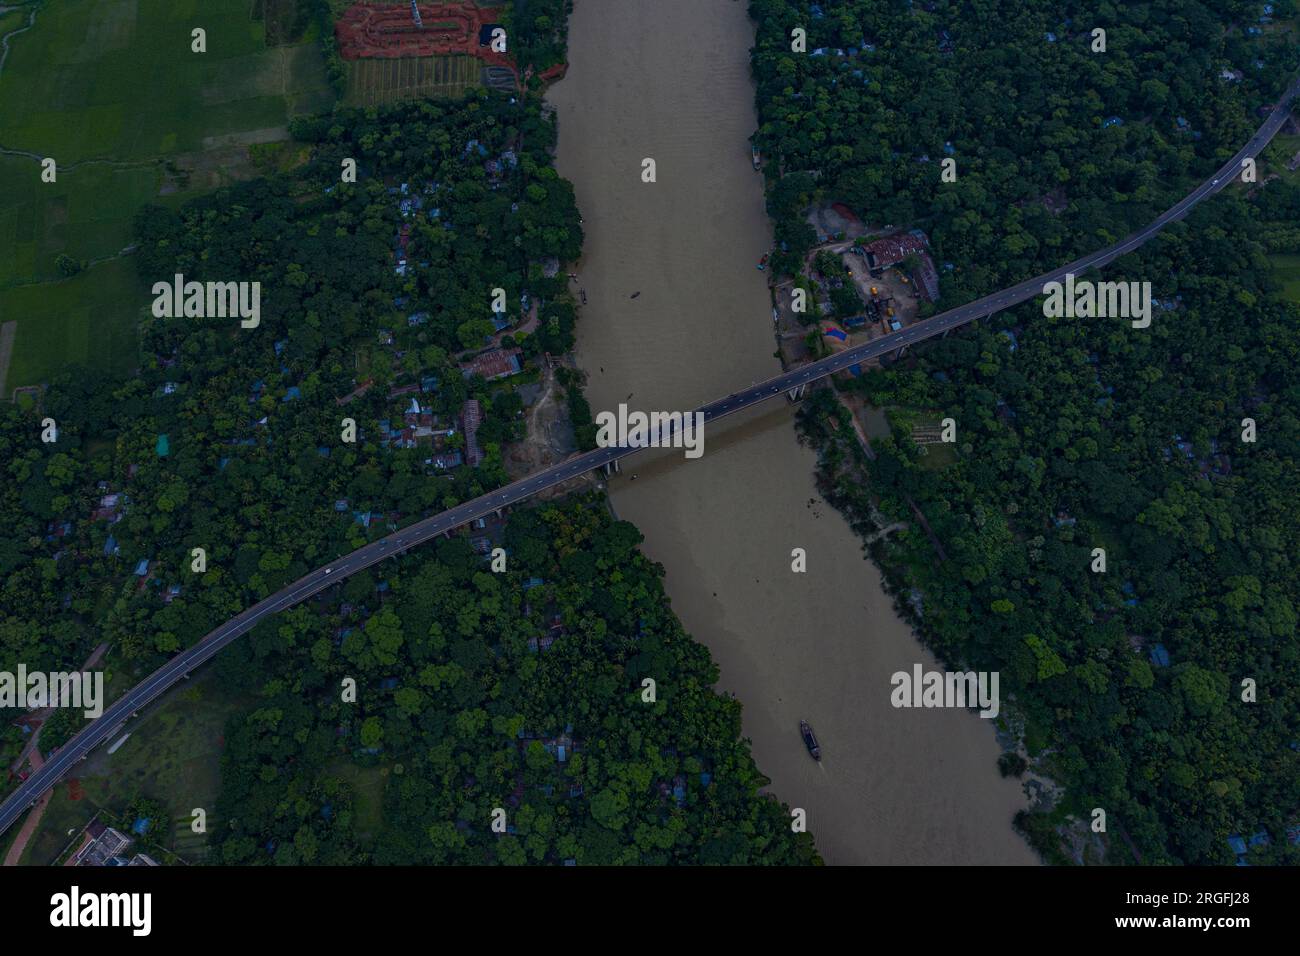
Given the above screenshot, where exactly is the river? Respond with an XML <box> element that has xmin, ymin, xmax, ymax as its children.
<box><xmin>547</xmin><ymin>0</ymin><xmax>1037</xmax><ymax>865</ymax></box>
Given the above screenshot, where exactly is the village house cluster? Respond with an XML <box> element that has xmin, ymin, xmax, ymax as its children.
<box><xmin>795</xmin><ymin>228</ymin><xmax>942</xmax><ymax>376</ymax></box>
<box><xmin>69</xmin><ymin>818</ymin><xmax>160</xmax><ymax>867</ymax></box>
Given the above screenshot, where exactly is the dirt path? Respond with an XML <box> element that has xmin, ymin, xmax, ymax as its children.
<box><xmin>487</xmin><ymin>299</ymin><xmax>540</xmax><ymax>350</ymax></box>
<box><xmin>3</xmin><ymin>750</ymin><xmax>47</xmax><ymax>866</ymax></box>
<box><xmin>8</xmin><ymin>642</ymin><xmax>108</xmax><ymax>774</ymax></box>
<box><xmin>507</xmin><ymin>367</ymin><xmax>561</xmax><ymax>474</ymax></box>
<box><xmin>527</xmin><ymin>370</ymin><xmax>559</xmax><ymax>450</ymax></box>
<box><xmin>3</xmin><ymin>642</ymin><xmax>110</xmax><ymax>865</ymax></box>
<box><xmin>906</xmin><ymin>496</ymin><xmax>950</xmax><ymax>562</ymax></box>
<box><xmin>0</xmin><ymin>2</ymin><xmax>37</xmax><ymax>80</ymax></box>
<box><xmin>0</xmin><ymin>143</ymin><xmax>162</xmax><ymax>173</ymax></box>
<box><xmin>837</xmin><ymin>394</ymin><xmax>879</xmax><ymax>461</ymax></box>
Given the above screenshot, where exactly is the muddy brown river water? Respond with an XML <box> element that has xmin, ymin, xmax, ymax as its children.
<box><xmin>548</xmin><ymin>0</ymin><xmax>1036</xmax><ymax>864</ymax></box>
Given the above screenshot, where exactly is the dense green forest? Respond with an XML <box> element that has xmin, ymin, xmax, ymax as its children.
<box><xmin>0</xmin><ymin>92</ymin><xmax>577</xmax><ymax>699</ymax></box>
<box><xmin>505</xmin><ymin>0</ymin><xmax>573</xmax><ymax>74</ymax></box>
<box><xmin>210</xmin><ymin>499</ymin><xmax>817</xmax><ymax>864</ymax></box>
<box><xmin>751</xmin><ymin>0</ymin><xmax>1300</xmax><ymax>281</ymax></box>
<box><xmin>751</xmin><ymin>0</ymin><xmax>1300</xmax><ymax>863</ymax></box>
<box><xmin>0</xmin><ymin>89</ymin><xmax>815</xmax><ymax>862</ymax></box>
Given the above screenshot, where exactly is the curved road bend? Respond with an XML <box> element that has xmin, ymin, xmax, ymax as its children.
<box><xmin>1</xmin><ymin>78</ymin><xmax>1296</xmax><ymax>839</ymax></box>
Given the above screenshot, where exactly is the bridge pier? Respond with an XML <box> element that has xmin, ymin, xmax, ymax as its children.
<box><xmin>601</xmin><ymin>459</ymin><xmax>621</xmax><ymax>477</ymax></box>
<box><xmin>786</xmin><ymin>382</ymin><xmax>809</xmax><ymax>402</ymax></box>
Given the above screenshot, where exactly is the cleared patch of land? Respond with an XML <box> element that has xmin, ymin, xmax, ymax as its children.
<box><xmin>326</xmin><ymin>760</ymin><xmax>389</xmax><ymax>847</ymax></box>
<box><xmin>16</xmin><ymin>669</ymin><xmax>252</xmax><ymax>865</ymax></box>
<box><xmin>1262</xmin><ymin>132</ymin><xmax>1300</xmax><ymax>186</ymax></box>
<box><xmin>1270</xmin><ymin>253</ymin><xmax>1300</xmax><ymax>303</ymax></box>
<box><xmin>887</xmin><ymin>406</ymin><xmax>959</xmax><ymax>470</ymax></box>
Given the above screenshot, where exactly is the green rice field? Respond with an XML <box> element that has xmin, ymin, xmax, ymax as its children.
<box><xmin>0</xmin><ymin>0</ymin><xmax>335</xmax><ymax>390</ymax></box>
<box><xmin>345</xmin><ymin>54</ymin><xmax>482</xmax><ymax>106</ymax></box>
<box><xmin>1269</xmin><ymin>253</ymin><xmax>1300</xmax><ymax>304</ymax></box>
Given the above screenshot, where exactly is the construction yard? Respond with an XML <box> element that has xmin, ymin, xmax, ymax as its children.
<box><xmin>771</xmin><ymin>234</ymin><xmax>931</xmax><ymax>373</ymax></box>
<box><xmin>335</xmin><ymin>2</ymin><xmax>520</xmax><ymax>104</ymax></box>
<box><xmin>336</xmin><ymin>2</ymin><xmax>511</xmax><ymax>69</ymax></box>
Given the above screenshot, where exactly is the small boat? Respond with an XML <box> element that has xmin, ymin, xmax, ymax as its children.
<box><xmin>800</xmin><ymin>720</ymin><xmax>821</xmax><ymax>760</ymax></box>
<box><xmin>630</xmin><ymin>291</ymin><xmax>641</xmax><ymax>299</ymax></box>
<box><xmin>580</xmin><ymin>289</ymin><xmax>587</xmax><ymax>304</ymax></box>
<box><xmin>752</xmin><ymin>146</ymin><xmax>762</xmax><ymax>170</ymax></box>
<box><xmin>757</xmin><ymin>253</ymin><xmax>769</xmax><ymax>272</ymax></box>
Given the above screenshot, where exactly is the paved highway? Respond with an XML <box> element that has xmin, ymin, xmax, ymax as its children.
<box><xmin>1</xmin><ymin>77</ymin><xmax>1296</xmax><ymax>840</ymax></box>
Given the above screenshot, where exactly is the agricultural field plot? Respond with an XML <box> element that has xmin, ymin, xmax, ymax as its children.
<box><xmin>887</xmin><ymin>406</ymin><xmax>959</xmax><ymax>470</ymax></box>
<box><xmin>1269</xmin><ymin>253</ymin><xmax>1300</xmax><ymax>304</ymax></box>
<box><xmin>0</xmin><ymin>256</ymin><xmax>141</xmax><ymax>391</ymax></box>
<box><xmin>16</xmin><ymin>670</ymin><xmax>252</xmax><ymax>865</ymax></box>
<box><xmin>0</xmin><ymin>0</ymin><xmax>332</xmax><ymax>164</ymax></box>
<box><xmin>345</xmin><ymin>53</ymin><xmax>480</xmax><ymax>106</ymax></box>
<box><xmin>0</xmin><ymin>0</ymin><xmax>336</xmax><ymax>390</ymax></box>
<box><xmin>0</xmin><ymin>154</ymin><xmax>159</xmax><ymax>288</ymax></box>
